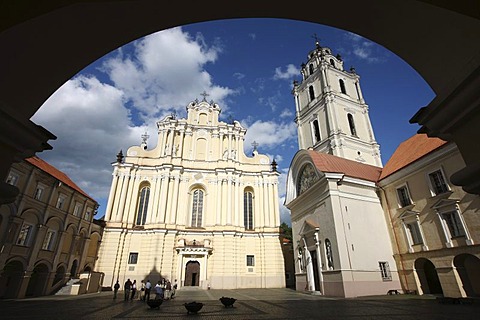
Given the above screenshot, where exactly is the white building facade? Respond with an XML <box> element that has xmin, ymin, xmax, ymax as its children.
<box><xmin>286</xmin><ymin>40</ymin><xmax>400</xmax><ymax>297</ymax></box>
<box><xmin>96</xmin><ymin>99</ymin><xmax>285</xmax><ymax>290</ymax></box>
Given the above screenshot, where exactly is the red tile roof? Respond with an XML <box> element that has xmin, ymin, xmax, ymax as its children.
<box><xmin>307</xmin><ymin>150</ymin><xmax>382</xmax><ymax>182</ymax></box>
<box><xmin>25</xmin><ymin>156</ymin><xmax>95</xmax><ymax>201</ymax></box>
<box><xmin>379</xmin><ymin>134</ymin><xmax>448</xmax><ymax>181</ymax></box>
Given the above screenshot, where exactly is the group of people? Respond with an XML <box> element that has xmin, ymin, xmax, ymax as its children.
<box><xmin>113</xmin><ymin>278</ymin><xmax>177</xmax><ymax>301</ymax></box>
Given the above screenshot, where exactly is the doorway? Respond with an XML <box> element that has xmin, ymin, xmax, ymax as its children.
<box><xmin>184</xmin><ymin>261</ymin><xmax>200</xmax><ymax>286</ymax></box>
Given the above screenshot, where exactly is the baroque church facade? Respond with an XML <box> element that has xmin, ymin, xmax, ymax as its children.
<box><xmin>96</xmin><ymin>99</ymin><xmax>285</xmax><ymax>290</ymax></box>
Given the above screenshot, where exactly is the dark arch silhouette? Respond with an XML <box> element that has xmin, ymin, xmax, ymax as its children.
<box><xmin>454</xmin><ymin>253</ymin><xmax>480</xmax><ymax>297</ymax></box>
<box><xmin>415</xmin><ymin>258</ymin><xmax>443</xmax><ymax>295</ymax></box>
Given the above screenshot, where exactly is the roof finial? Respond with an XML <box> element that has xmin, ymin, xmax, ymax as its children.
<box><xmin>200</xmin><ymin>91</ymin><xmax>209</xmax><ymax>102</ymax></box>
<box><xmin>251</xmin><ymin>141</ymin><xmax>259</xmax><ymax>156</ymax></box>
<box><xmin>312</xmin><ymin>33</ymin><xmax>321</xmax><ymax>48</ymax></box>
<box><xmin>141</xmin><ymin>131</ymin><xmax>149</xmax><ymax>150</ymax></box>
<box><xmin>116</xmin><ymin>150</ymin><xmax>124</xmax><ymax>163</ymax></box>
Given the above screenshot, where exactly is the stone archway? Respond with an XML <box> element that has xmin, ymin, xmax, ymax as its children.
<box><xmin>454</xmin><ymin>254</ymin><xmax>480</xmax><ymax>297</ymax></box>
<box><xmin>26</xmin><ymin>263</ymin><xmax>49</xmax><ymax>297</ymax></box>
<box><xmin>70</xmin><ymin>260</ymin><xmax>78</xmax><ymax>278</ymax></box>
<box><xmin>53</xmin><ymin>265</ymin><xmax>66</xmax><ymax>287</ymax></box>
<box><xmin>0</xmin><ymin>260</ymin><xmax>25</xmax><ymax>299</ymax></box>
<box><xmin>415</xmin><ymin>258</ymin><xmax>443</xmax><ymax>295</ymax></box>
<box><xmin>184</xmin><ymin>261</ymin><xmax>200</xmax><ymax>287</ymax></box>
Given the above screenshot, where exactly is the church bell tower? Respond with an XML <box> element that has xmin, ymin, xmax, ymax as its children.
<box><xmin>292</xmin><ymin>38</ymin><xmax>382</xmax><ymax>167</ymax></box>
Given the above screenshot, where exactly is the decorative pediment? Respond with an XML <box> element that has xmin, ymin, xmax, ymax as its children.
<box><xmin>431</xmin><ymin>198</ymin><xmax>459</xmax><ymax>210</ymax></box>
<box><xmin>298</xmin><ymin>218</ymin><xmax>320</xmax><ymax>235</ymax></box>
<box><xmin>296</xmin><ymin>163</ymin><xmax>320</xmax><ymax>196</ymax></box>
<box><xmin>398</xmin><ymin>210</ymin><xmax>420</xmax><ymax>220</ymax></box>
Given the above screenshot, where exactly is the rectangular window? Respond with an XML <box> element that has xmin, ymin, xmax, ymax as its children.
<box><xmin>6</xmin><ymin>171</ymin><xmax>19</xmax><ymax>186</ymax></box>
<box><xmin>406</xmin><ymin>222</ymin><xmax>423</xmax><ymax>245</ymax></box>
<box><xmin>246</xmin><ymin>255</ymin><xmax>255</xmax><ymax>267</ymax></box>
<box><xmin>85</xmin><ymin>210</ymin><xmax>92</xmax><ymax>221</ymax></box>
<box><xmin>442</xmin><ymin>211</ymin><xmax>465</xmax><ymax>238</ymax></box>
<box><xmin>396</xmin><ymin>186</ymin><xmax>411</xmax><ymax>207</ymax></box>
<box><xmin>379</xmin><ymin>261</ymin><xmax>392</xmax><ymax>281</ymax></box>
<box><xmin>56</xmin><ymin>195</ymin><xmax>66</xmax><ymax>209</ymax></box>
<box><xmin>429</xmin><ymin>169</ymin><xmax>449</xmax><ymax>195</ymax></box>
<box><xmin>42</xmin><ymin>230</ymin><xmax>56</xmax><ymax>250</ymax></box>
<box><xmin>128</xmin><ymin>252</ymin><xmax>139</xmax><ymax>264</ymax></box>
<box><xmin>17</xmin><ymin>223</ymin><xmax>33</xmax><ymax>246</ymax></box>
<box><xmin>34</xmin><ymin>185</ymin><xmax>44</xmax><ymax>200</ymax></box>
<box><xmin>73</xmin><ymin>203</ymin><xmax>82</xmax><ymax>217</ymax></box>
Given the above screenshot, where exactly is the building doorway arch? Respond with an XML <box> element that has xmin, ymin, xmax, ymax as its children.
<box><xmin>415</xmin><ymin>258</ymin><xmax>443</xmax><ymax>295</ymax></box>
<box><xmin>26</xmin><ymin>263</ymin><xmax>50</xmax><ymax>297</ymax></box>
<box><xmin>184</xmin><ymin>261</ymin><xmax>200</xmax><ymax>287</ymax></box>
<box><xmin>0</xmin><ymin>260</ymin><xmax>25</xmax><ymax>298</ymax></box>
<box><xmin>70</xmin><ymin>260</ymin><xmax>78</xmax><ymax>278</ymax></box>
<box><xmin>454</xmin><ymin>253</ymin><xmax>480</xmax><ymax>297</ymax></box>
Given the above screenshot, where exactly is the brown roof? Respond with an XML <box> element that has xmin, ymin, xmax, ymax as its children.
<box><xmin>307</xmin><ymin>150</ymin><xmax>382</xmax><ymax>182</ymax></box>
<box><xmin>25</xmin><ymin>156</ymin><xmax>95</xmax><ymax>201</ymax></box>
<box><xmin>379</xmin><ymin>134</ymin><xmax>448</xmax><ymax>181</ymax></box>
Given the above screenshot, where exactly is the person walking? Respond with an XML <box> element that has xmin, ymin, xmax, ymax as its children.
<box><xmin>139</xmin><ymin>280</ymin><xmax>145</xmax><ymax>301</ymax></box>
<box><xmin>164</xmin><ymin>280</ymin><xmax>171</xmax><ymax>300</ymax></box>
<box><xmin>124</xmin><ymin>278</ymin><xmax>132</xmax><ymax>301</ymax></box>
<box><xmin>171</xmin><ymin>279</ymin><xmax>177</xmax><ymax>299</ymax></box>
<box><xmin>144</xmin><ymin>279</ymin><xmax>152</xmax><ymax>301</ymax></box>
<box><xmin>130</xmin><ymin>280</ymin><xmax>137</xmax><ymax>301</ymax></box>
<box><xmin>154</xmin><ymin>281</ymin><xmax>164</xmax><ymax>300</ymax></box>
<box><xmin>113</xmin><ymin>280</ymin><xmax>120</xmax><ymax>299</ymax></box>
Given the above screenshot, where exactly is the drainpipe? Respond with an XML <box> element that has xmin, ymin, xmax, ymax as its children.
<box><xmin>379</xmin><ymin>186</ymin><xmax>410</xmax><ymax>292</ymax></box>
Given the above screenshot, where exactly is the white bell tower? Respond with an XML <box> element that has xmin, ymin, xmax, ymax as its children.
<box><xmin>292</xmin><ymin>38</ymin><xmax>382</xmax><ymax>167</ymax></box>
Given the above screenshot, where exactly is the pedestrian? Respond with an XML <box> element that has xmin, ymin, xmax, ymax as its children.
<box><xmin>164</xmin><ymin>280</ymin><xmax>171</xmax><ymax>300</ymax></box>
<box><xmin>171</xmin><ymin>279</ymin><xmax>177</xmax><ymax>299</ymax></box>
<box><xmin>139</xmin><ymin>280</ymin><xmax>145</xmax><ymax>301</ymax></box>
<box><xmin>124</xmin><ymin>278</ymin><xmax>132</xmax><ymax>301</ymax></box>
<box><xmin>144</xmin><ymin>279</ymin><xmax>152</xmax><ymax>301</ymax></box>
<box><xmin>154</xmin><ymin>281</ymin><xmax>164</xmax><ymax>300</ymax></box>
<box><xmin>130</xmin><ymin>280</ymin><xmax>137</xmax><ymax>301</ymax></box>
<box><xmin>113</xmin><ymin>280</ymin><xmax>120</xmax><ymax>299</ymax></box>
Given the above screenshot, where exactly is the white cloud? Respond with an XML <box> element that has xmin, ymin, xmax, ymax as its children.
<box><xmin>279</xmin><ymin>108</ymin><xmax>293</xmax><ymax>118</ymax></box>
<box><xmin>31</xmin><ymin>27</ymin><xmax>237</xmax><ymax>217</ymax></box>
<box><xmin>242</xmin><ymin>120</ymin><xmax>297</xmax><ymax>152</ymax></box>
<box><xmin>273</xmin><ymin>64</ymin><xmax>300</xmax><ymax>80</ymax></box>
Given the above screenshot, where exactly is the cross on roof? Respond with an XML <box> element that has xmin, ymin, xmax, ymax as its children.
<box><xmin>252</xmin><ymin>140</ymin><xmax>259</xmax><ymax>151</ymax></box>
<box><xmin>312</xmin><ymin>33</ymin><xmax>321</xmax><ymax>47</ymax></box>
<box><xmin>200</xmin><ymin>91</ymin><xmax>209</xmax><ymax>101</ymax></box>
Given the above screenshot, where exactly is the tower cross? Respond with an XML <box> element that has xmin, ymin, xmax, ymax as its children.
<box><xmin>252</xmin><ymin>141</ymin><xmax>259</xmax><ymax>152</ymax></box>
<box><xmin>311</xmin><ymin>33</ymin><xmax>321</xmax><ymax>47</ymax></box>
<box><xmin>141</xmin><ymin>131</ymin><xmax>149</xmax><ymax>144</ymax></box>
<box><xmin>200</xmin><ymin>91</ymin><xmax>209</xmax><ymax>101</ymax></box>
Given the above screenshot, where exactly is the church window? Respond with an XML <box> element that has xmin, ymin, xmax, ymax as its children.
<box><xmin>339</xmin><ymin>79</ymin><xmax>347</xmax><ymax>94</ymax></box>
<box><xmin>325</xmin><ymin>239</ymin><xmax>334</xmax><ymax>269</ymax></box>
<box><xmin>309</xmin><ymin>63</ymin><xmax>314</xmax><ymax>75</ymax></box>
<box><xmin>136</xmin><ymin>186</ymin><xmax>150</xmax><ymax>225</ymax></box>
<box><xmin>73</xmin><ymin>202</ymin><xmax>82</xmax><ymax>217</ymax></box>
<box><xmin>128</xmin><ymin>252</ymin><xmax>138</xmax><ymax>264</ymax></box>
<box><xmin>56</xmin><ymin>194</ymin><xmax>67</xmax><ymax>209</ymax></box>
<box><xmin>34</xmin><ymin>184</ymin><xmax>45</xmax><ymax>200</ymax></box>
<box><xmin>244</xmin><ymin>189</ymin><xmax>254</xmax><ymax>230</ymax></box>
<box><xmin>308</xmin><ymin>85</ymin><xmax>315</xmax><ymax>101</ymax></box>
<box><xmin>246</xmin><ymin>255</ymin><xmax>255</xmax><ymax>266</ymax></box>
<box><xmin>312</xmin><ymin>120</ymin><xmax>321</xmax><ymax>143</ymax></box>
<box><xmin>296</xmin><ymin>163</ymin><xmax>319</xmax><ymax>196</ymax></box>
<box><xmin>6</xmin><ymin>170</ymin><xmax>19</xmax><ymax>186</ymax></box>
<box><xmin>330</xmin><ymin>59</ymin><xmax>335</xmax><ymax>67</ymax></box>
<box><xmin>347</xmin><ymin>113</ymin><xmax>357</xmax><ymax>136</ymax></box>
<box><xmin>191</xmin><ymin>189</ymin><xmax>204</xmax><ymax>228</ymax></box>
<box><xmin>379</xmin><ymin>261</ymin><xmax>392</xmax><ymax>281</ymax></box>
<box><xmin>396</xmin><ymin>185</ymin><xmax>412</xmax><ymax>207</ymax></box>
<box><xmin>428</xmin><ymin>169</ymin><xmax>449</xmax><ymax>195</ymax></box>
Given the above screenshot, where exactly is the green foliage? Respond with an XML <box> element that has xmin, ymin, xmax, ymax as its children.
<box><xmin>280</xmin><ymin>222</ymin><xmax>292</xmax><ymax>241</ymax></box>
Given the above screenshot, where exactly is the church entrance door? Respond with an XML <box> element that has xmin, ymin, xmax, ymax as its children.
<box><xmin>184</xmin><ymin>261</ymin><xmax>200</xmax><ymax>286</ymax></box>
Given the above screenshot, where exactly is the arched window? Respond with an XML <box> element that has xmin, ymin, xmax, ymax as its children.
<box><xmin>136</xmin><ymin>186</ymin><xmax>150</xmax><ymax>225</ymax></box>
<box><xmin>309</xmin><ymin>64</ymin><xmax>314</xmax><ymax>75</ymax></box>
<box><xmin>191</xmin><ymin>189</ymin><xmax>204</xmax><ymax>228</ymax></box>
<box><xmin>339</xmin><ymin>79</ymin><xmax>347</xmax><ymax>94</ymax></box>
<box><xmin>308</xmin><ymin>85</ymin><xmax>315</xmax><ymax>101</ymax></box>
<box><xmin>244</xmin><ymin>189</ymin><xmax>254</xmax><ymax>230</ymax></box>
<box><xmin>330</xmin><ymin>59</ymin><xmax>335</xmax><ymax>67</ymax></box>
<box><xmin>347</xmin><ymin>113</ymin><xmax>357</xmax><ymax>136</ymax></box>
<box><xmin>325</xmin><ymin>239</ymin><xmax>334</xmax><ymax>270</ymax></box>
<box><xmin>312</xmin><ymin>119</ymin><xmax>321</xmax><ymax>143</ymax></box>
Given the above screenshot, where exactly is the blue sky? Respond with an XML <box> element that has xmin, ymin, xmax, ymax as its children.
<box><xmin>32</xmin><ymin>18</ymin><xmax>435</xmax><ymax>225</ymax></box>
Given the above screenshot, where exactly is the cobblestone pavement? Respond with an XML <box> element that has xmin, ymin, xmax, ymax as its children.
<box><xmin>1</xmin><ymin>288</ymin><xmax>479</xmax><ymax>319</ymax></box>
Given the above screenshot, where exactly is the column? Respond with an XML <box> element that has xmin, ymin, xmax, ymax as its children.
<box><xmin>226</xmin><ymin>172</ymin><xmax>232</xmax><ymax>225</ymax></box>
<box><xmin>158</xmin><ymin>174</ymin><xmax>169</xmax><ymax>223</ymax></box>
<box><xmin>115</xmin><ymin>174</ymin><xmax>130</xmax><ymax>223</ymax></box>
<box><xmin>168</xmin><ymin>175</ymin><xmax>180</xmax><ymax>224</ymax></box>
<box><xmin>314</xmin><ymin>229</ymin><xmax>324</xmax><ymax>294</ymax></box>
<box><xmin>216</xmin><ymin>178</ymin><xmax>223</xmax><ymax>225</ymax></box>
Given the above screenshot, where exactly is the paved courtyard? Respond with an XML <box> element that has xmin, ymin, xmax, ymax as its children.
<box><xmin>1</xmin><ymin>288</ymin><xmax>478</xmax><ymax>319</ymax></box>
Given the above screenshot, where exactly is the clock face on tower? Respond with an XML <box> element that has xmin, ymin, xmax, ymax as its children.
<box><xmin>296</xmin><ymin>163</ymin><xmax>319</xmax><ymax>196</ymax></box>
